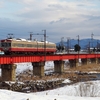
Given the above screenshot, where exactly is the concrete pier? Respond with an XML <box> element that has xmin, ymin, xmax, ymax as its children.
<box><xmin>32</xmin><ymin>62</ymin><xmax>45</xmax><ymax>77</ymax></box>
<box><xmin>90</xmin><ymin>58</ymin><xmax>96</xmax><ymax>64</ymax></box>
<box><xmin>81</xmin><ymin>58</ymin><xmax>89</xmax><ymax>65</ymax></box>
<box><xmin>69</xmin><ymin>59</ymin><xmax>79</xmax><ymax>67</ymax></box>
<box><xmin>1</xmin><ymin>64</ymin><xmax>16</xmax><ymax>81</ymax></box>
<box><xmin>96</xmin><ymin>58</ymin><xmax>100</xmax><ymax>64</ymax></box>
<box><xmin>54</xmin><ymin>60</ymin><xmax>64</xmax><ymax>73</ymax></box>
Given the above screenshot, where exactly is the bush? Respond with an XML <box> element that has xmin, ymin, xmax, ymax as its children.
<box><xmin>75</xmin><ymin>81</ymin><xmax>100</xmax><ymax>97</ymax></box>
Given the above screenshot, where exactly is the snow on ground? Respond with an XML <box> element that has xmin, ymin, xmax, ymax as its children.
<box><xmin>0</xmin><ymin>89</ymin><xmax>98</xmax><ymax>100</ymax></box>
<box><xmin>0</xmin><ymin>81</ymin><xmax>100</xmax><ymax>100</ymax></box>
<box><xmin>33</xmin><ymin>80</ymin><xmax>100</xmax><ymax>97</ymax></box>
<box><xmin>16</xmin><ymin>61</ymin><xmax>54</xmax><ymax>73</ymax></box>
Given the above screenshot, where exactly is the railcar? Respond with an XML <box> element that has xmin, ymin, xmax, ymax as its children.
<box><xmin>0</xmin><ymin>38</ymin><xmax>56</xmax><ymax>55</ymax></box>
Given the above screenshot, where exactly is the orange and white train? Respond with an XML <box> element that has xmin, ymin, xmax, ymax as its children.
<box><xmin>0</xmin><ymin>38</ymin><xmax>56</xmax><ymax>55</ymax></box>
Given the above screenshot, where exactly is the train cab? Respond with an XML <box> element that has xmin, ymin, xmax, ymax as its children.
<box><xmin>0</xmin><ymin>39</ymin><xmax>12</xmax><ymax>52</ymax></box>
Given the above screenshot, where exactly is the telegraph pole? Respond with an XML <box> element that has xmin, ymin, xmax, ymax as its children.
<box><xmin>61</xmin><ymin>37</ymin><xmax>64</xmax><ymax>52</ymax></box>
<box><xmin>77</xmin><ymin>35</ymin><xmax>80</xmax><ymax>63</ymax></box>
<box><xmin>88</xmin><ymin>41</ymin><xmax>90</xmax><ymax>53</ymax></box>
<box><xmin>29</xmin><ymin>32</ymin><xmax>33</xmax><ymax>40</ymax></box>
<box><xmin>29</xmin><ymin>30</ymin><xmax>47</xmax><ymax>61</ymax></box>
<box><xmin>91</xmin><ymin>33</ymin><xmax>94</xmax><ymax>48</ymax></box>
<box><xmin>67</xmin><ymin>37</ymin><xmax>70</xmax><ymax>54</ymax></box>
<box><xmin>77</xmin><ymin>35</ymin><xmax>79</xmax><ymax>46</ymax></box>
<box><xmin>97</xmin><ymin>40</ymin><xmax>99</xmax><ymax>54</ymax></box>
<box><xmin>42</xmin><ymin>30</ymin><xmax>46</xmax><ymax>61</ymax></box>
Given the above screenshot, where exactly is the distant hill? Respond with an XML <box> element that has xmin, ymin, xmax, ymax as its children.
<box><xmin>56</xmin><ymin>38</ymin><xmax>100</xmax><ymax>50</ymax></box>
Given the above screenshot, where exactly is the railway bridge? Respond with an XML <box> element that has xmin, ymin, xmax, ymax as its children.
<box><xmin>0</xmin><ymin>53</ymin><xmax>100</xmax><ymax>81</ymax></box>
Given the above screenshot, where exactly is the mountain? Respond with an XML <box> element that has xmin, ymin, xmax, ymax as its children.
<box><xmin>56</xmin><ymin>38</ymin><xmax>100</xmax><ymax>50</ymax></box>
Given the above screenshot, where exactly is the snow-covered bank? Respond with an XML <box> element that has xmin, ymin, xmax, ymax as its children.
<box><xmin>33</xmin><ymin>80</ymin><xmax>100</xmax><ymax>97</ymax></box>
<box><xmin>0</xmin><ymin>89</ymin><xmax>99</xmax><ymax>100</ymax></box>
<box><xmin>0</xmin><ymin>80</ymin><xmax>100</xmax><ymax>100</ymax></box>
<box><xmin>0</xmin><ymin>89</ymin><xmax>100</xmax><ymax>100</ymax></box>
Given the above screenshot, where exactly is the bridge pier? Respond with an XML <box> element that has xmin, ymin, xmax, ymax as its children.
<box><xmin>97</xmin><ymin>58</ymin><xmax>100</xmax><ymax>64</ymax></box>
<box><xmin>81</xmin><ymin>58</ymin><xmax>89</xmax><ymax>65</ymax></box>
<box><xmin>1</xmin><ymin>64</ymin><xmax>16</xmax><ymax>81</ymax></box>
<box><xmin>95</xmin><ymin>58</ymin><xmax>100</xmax><ymax>64</ymax></box>
<box><xmin>69</xmin><ymin>59</ymin><xmax>78</xmax><ymax>67</ymax></box>
<box><xmin>90</xmin><ymin>58</ymin><xmax>96</xmax><ymax>64</ymax></box>
<box><xmin>54</xmin><ymin>60</ymin><xmax>64</xmax><ymax>73</ymax></box>
<box><xmin>32</xmin><ymin>62</ymin><xmax>45</xmax><ymax>77</ymax></box>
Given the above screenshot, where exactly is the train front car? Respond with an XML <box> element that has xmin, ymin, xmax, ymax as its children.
<box><xmin>0</xmin><ymin>39</ymin><xmax>12</xmax><ymax>55</ymax></box>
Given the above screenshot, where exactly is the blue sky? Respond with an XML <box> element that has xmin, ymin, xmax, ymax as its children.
<box><xmin>0</xmin><ymin>0</ymin><xmax>100</xmax><ymax>42</ymax></box>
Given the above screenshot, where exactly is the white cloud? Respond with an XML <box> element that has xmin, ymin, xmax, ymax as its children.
<box><xmin>15</xmin><ymin>0</ymin><xmax>96</xmax><ymax>22</ymax></box>
<box><xmin>0</xmin><ymin>0</ymin><xmax>100</xmax><ymax>42</ymax></box>
<box><xmin>0</xmin><ymin>1</ymin><xmax>5</xmax><ymax>8</ymax></box>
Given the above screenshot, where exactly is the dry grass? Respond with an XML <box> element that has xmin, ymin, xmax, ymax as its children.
<box><xmin>16</xmin><ymin>63</ymin><xmax>100</xmax><ymax>83</ymax></box>
<box><xmin>65</xmin><ymin>63</ymin><xmax>100</xmax><ymax>72</ymax></box>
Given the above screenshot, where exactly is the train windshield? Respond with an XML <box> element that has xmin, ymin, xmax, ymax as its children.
<box><xmin>1</xmin><ymin>42</ymin><xmax>11</xmax><ymax>47</ymax></box>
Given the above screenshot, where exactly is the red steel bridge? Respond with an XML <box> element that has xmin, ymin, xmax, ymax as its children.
<box><xmin>1</xmin><ymin>53</ymin><xmax>100</xmax><ymax>81</ymax></box>
<box><xmin>0</xmin><ymin>53</ymin><xmax>100</xmax><ymax>64</ymax></box>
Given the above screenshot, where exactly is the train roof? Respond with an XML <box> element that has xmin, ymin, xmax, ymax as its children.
<box><xmin>0</xmin><ymin>38</ymin><xmax>32</xmax><ymax>41</ymax></box>
<box><xmin>0</xmin><ymin>38</ymin><xmax>55</xmax><ymax>44</ymax></box>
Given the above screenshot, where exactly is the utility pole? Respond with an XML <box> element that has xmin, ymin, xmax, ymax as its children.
<box><xmin>42</xmin><ymin>30</ymin><xmax>46</xmax><ymax>61</ymax></box>
<box><xmin>77</xmin><ymin>35</ymin><xmax>79</xmax><ymax>46</ymax></box>
<box><xmin>61</xmin><ymin>37</ymin><xmax>64</xmax><ymax>52</ymax></box>
<box><xmin>77</xmin><ymin>35</ymin><xmax>80</xmax><ymax>63</ymax></box>
<box><xmin>29</xmin><ymin>30</ymin><xmax>47</xmax><ymax>61</ymax></box>
<box><xmin>67</xmin><ymin>37</ymin><xmax>70</xmax><ymax>54</ymax></box>
<box><xmin>91</xmin><ymin>33</ymin><xmax>94</xmax><ymax>48</ymax></box>
<box><xmin>88</xmin><ymin>41</ymin><xmax>90</xmax><ymax>53</ymax></box>
<box><xmin>29</xmin><ymin>32</ymin><xmax>33</xmax><ymax>40</ymax></box>
<box><xmin>97</xmin><ymin>40</ymin><xmax>98</xmax><ymax>53</ymax></box>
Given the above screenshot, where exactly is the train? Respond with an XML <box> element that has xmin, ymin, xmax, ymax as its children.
<box><xmin>0</xmin><ymin>38</ymin><xmax>56</xmax><ymax>55</ymax></box>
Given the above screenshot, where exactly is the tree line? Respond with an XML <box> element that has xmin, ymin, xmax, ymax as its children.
<box><xmin>56</xmin><ymin>44</ymin><xmax>81</xmax><ymax>52</ymax></box>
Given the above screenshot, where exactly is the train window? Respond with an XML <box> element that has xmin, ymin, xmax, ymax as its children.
<box><xmin>17</xmin><ymin>44</ymin><xmax>25</xmax><ymax>47</ymax></box>
<box><xmin>39</xmin><ymin>45</ymin><xmax>41</xmax><ymax>48</ymax></box>
<box><xmin>39</xmin><ymin>45</ymin><xmax>43</xmax><ymax>48</ymax></box>
<box><xmin>1</xmin><ymin>42</ymin><xmax>12</xmax><ymax>47</ymax></box>
<box><xmin>12</xmin><ymin>43</ymin><xmax>17</xmax><ymax>47</ymax></box>
<box><xmin>27</xmin><ymin>44</ymin><xmax>28</xmax><ymax>47</ymax></box>
<box><xmin>1</xmin><ymin>43</ymin><xmax>4</xmax><ymax>47</ymax></box>
<box><xmin>17</xmin><ymin>44</ymin><xmax>20</xmax><ymax>47</ymax></box>
<box><xmin>8</xmin><ymin>43</ymin><xmax>11</xmax><ymax>47</ymax></box>
<box><xmin>17</xmin><ymin>44</ymin><xmax>21</xmax><ymax>47</ymax></box>
<box><xmin>1</xmin><ymin>43</ymin><xmax>7</xmax><ymax>47</ymax></box>
<box><xmin>27</xmin><ymin>44</ymin><xmax>32</xmax><ymax>47</ymax></box>
<box><xmin>32</xmin><ymin>45</ymin><xmax>35</xmax><ymax>47</ymax></box>
<box><xmin>34</xmin><ymin>45</ymin><xmax>37</xmax><ymax>47</ymax></box>
<box><xmin>51</xmin><ymin>46</ymin><xmax>53</xmax><ymax>48</ymax></box>
<box><xmin>21</xmin><ymin>44</ymin><xmax>25</xmax><ymax>47</ymax></box>
<box><xmin>48</xmin><ymin>45</ymin><xmax>54</xmax><ymax>48</ymax></box>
